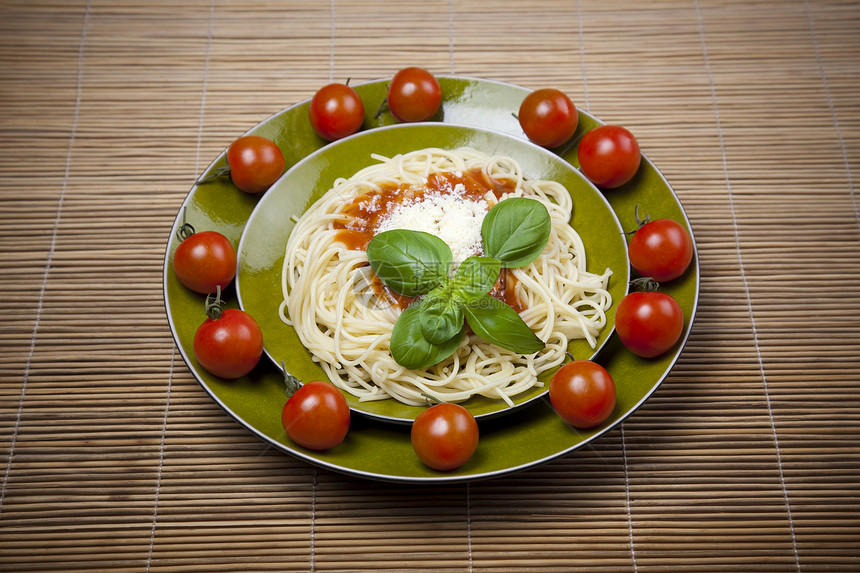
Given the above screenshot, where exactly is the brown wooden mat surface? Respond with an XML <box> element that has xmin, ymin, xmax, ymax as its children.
<box><xmin>1</xmin><ymin>0</ymin><xmax>859</xmax><ymax>571</ymax></box>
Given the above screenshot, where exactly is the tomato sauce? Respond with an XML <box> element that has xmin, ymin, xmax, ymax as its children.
<box><xmin>492</xmin><ymin>269</ymin><xmax>525</xmax><ymax>314</ymax></box>
<box><xmin>334</xmin><ymin>168</ymin><xmax>525</xmax><ymax>312</ymax></box>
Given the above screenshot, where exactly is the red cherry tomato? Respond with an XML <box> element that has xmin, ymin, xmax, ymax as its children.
<box><xmin>193</xmin><ymin>305</ymin><xmax>264</xmax><ymax>379</ymax></box>
<box><xmin>411</xmin><ymin>403</ymin><xmax>479</xmax><ymax>471</ymax></box>
<box><xmin>172</xmin><ymin>230</ymin><xmax>237</xmax><ymax>294</ymax></box>
<box><xmin>308</xmin><ymin>83</ymin><xmax>365</xmax><ymax>141</ymax></box>
<box><xmin>518</xmin><ymin>88</ymin><xmax>578</xmax><ymax>148</ymax></box>
<box><xmin>387</xmin><ymin>67</ymin><xmax>442</xmax><ymax>123</ymax></box>
<box><xmin>281</xmin><ymin>381</ymin><xmax>350</xmax><ymax>450</ymax></box>
<box><xmin>629</xmin><ymin>218</ymin><xmax>694</xmax><ymax>282</ymax></box>
<box><xmin>225</xmin><ymin>135</ymin><xmax>286</xmax><ymax>194</ymax></box>
<box><xmin>549</xmin><ymin>360</ymin><xmax>616</xmax><ymax>429</ymax></box>
<box><xmin>615</xmin><ymin>291</ymin><xmax>684</xmax><ymax>358</ymax></box>
<box><xmin>577</xmin><ymin>125</ymin><xmax>641</xmax><ymax>188</ymax></box>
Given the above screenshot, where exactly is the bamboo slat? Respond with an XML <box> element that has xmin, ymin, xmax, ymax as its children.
<box><xmin>1</xmin><ymin>0</ymin><xmax>859</xmax><ymax>571</ymax></box>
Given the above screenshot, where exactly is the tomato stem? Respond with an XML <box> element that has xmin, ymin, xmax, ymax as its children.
<box><xmin>629</xmin><ymin>276</ymin><xmax>660</xmax><ymax>292</ymax></box>
<box><xmin>372</xmin><ymin>82</ymin><xmax>390</xmax><ymax>120</ymax></box>
<box><xmin>196</xmin><ymin>164</ymin><xmax>230</xmax><ymax>185</ymax></box>
<box><xmin>281</xmin><ymin>362</ymin><xmax>302</xmax><ymax>397</ymax></box>
<box><xmin>421</xmin><ymin>392</ymin><xmax>443</xmax><ymax>406</ymax></box>
<box><xmin>634</xmin><ymin>204</ymin><xmax>651</xmax><ymax>228</ymax></box>
<box><xmin>204</xmin><ymin>285</ymin><xmax>224</xmax><ymax>320</ymax></box>
<box><xmin>175</xmin><ymin>207</ymin><xmax>196</xmax><ymax>242</ymax></box>
<box><xmin>373</xmin><ymin>97</ymin><xmax>389</xmax><ymax>120</ymax></box>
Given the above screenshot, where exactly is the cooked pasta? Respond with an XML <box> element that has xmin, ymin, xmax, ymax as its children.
<box><xmin>279</xmin><ymin>147</ymin><xmax>612</xmax><ymax>407</ymax></box>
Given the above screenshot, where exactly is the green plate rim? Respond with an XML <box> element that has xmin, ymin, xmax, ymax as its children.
<box><xmin>162</xmin><ymin>75</ymin><xmax>700</xmax><ymax>484</ymax></box>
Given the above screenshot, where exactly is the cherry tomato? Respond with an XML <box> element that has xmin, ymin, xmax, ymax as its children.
<box><xmin>387</xmin><ymin>67</ymin><xmax>442</xmax><ymax>123</ymax></box>
<box><xmin>193</xmin><ymin>296</ymin><xmax>264</xmax><ymax>379</ymax></box>
<box><xmin>225</xmin><ymin>135</ymin><xmax>286</xmax><ymax>194</ymax></box>
<box><xmin>577</xmin><ymin>125</ymin><xmax>641</xmax><ymax>188</ymax></box>
<box><xmin>281</xmin><ymin>381</ymin><xmax>350</xmax><ymax>450</ymax></box>
<box><xmin>615</xmin><ymin>291</ymin><xmax>684</xmax><ymax>358</ymax></box>
<box><xmin>308</xmin><ymin>82</ymin><xmax>365</xmax><ymax>141</ymax></box>
<box><xmin>173</xmin><ymin>230</ymin><xmax>237</xmax><ymax>294</ymax></box>
<box><xmin>411</xmin><ymin>403</ymin><xmax>479</xmax><ymax>471</ymax></box>
<box><xmin>549</xmin><ymin>360</ymin><xmax>616</xmax><ymax>429</ymax></box>
<box><xmin>518</xmin><ymin>88</ymin><xmax>578</xmax><ymax>148</ymax></box>
<box><xmin>629</xmin><ymin>218</ymin><xmax>694</xmax><ymax>282</ymax></box>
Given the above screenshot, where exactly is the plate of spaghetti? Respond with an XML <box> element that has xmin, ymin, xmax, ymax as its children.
<box><xmin>163</xmin><ymin>76</ymin><xmax>699</xmax><ymax>482</ymax></box>
<box><xmin>237</xmin><ymin>124</ymin><xmax>628</xmax><ymax>423</ymax></box>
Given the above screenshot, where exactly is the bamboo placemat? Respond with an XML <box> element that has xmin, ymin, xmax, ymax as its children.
<box><xmin>1</xmin><ymin>0</ymin><xmax>858</xmax><ymax>571</ymax></box>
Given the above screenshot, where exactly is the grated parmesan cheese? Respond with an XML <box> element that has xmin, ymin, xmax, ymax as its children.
<box><xmin>376</xmin><ymin>182</ymin><xmax>488</xmax><ymax>264</ymax></box>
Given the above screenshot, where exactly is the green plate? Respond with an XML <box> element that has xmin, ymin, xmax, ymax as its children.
<box><xmin>236</xmin><ymin>122</ymin><xmax>628</xmax><ymax>424</ymax></box>
<box><xmin>163</xmin><ymin>76</ymin><xmax>699</xmax><ymax>483</ymax></box>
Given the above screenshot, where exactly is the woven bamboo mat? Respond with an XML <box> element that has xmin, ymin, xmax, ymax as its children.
<box><xmin>1</xmin><ymin>0</ymin><xmax>859</xmax><ymax>571</ymax></box>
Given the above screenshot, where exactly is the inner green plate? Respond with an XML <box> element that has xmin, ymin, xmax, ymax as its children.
<box><xmin>236</xmin><ymin>123</ymin><xmax>628</xmax><ymax>423</ymax></box>
<box><xmin>163</xmin><ymin>76</ymin><xmax>699</xmax><ymax>483</ymax></box>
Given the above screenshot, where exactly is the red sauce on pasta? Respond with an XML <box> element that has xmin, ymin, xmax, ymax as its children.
<box><xmin>334</xmin><ymin>168</ymin><xmax>525</xmax><ymax>312</ymax></box>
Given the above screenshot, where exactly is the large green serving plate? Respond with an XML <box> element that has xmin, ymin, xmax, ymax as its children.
<box><xmin>163</xmin><ymin>76</ymin><xmax>699</xmax><ymax>483</ymax></box>
<box><xmin>236</xmin><ymin>122</ymin><xmax>628</xmax><ymax>424</ymax></box>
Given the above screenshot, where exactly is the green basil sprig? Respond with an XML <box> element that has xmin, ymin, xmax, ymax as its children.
<box><xmin>390</xmin><ymin>304</ymin><xmax>466</xmax><ymax>369</ymax></box>
<box><xmin>451</xmin><ymin>256</ymin><xmax>501</xmax><ymax>301</ymax></box>
<box><xmin>463</xmin><ymin>295</ymin><xmax>545</xmax><ymax>354</ymax></box>
<box><xmin>482</xmin><ymin>197</ymin><xmax>552</xmax><ymax>268</ymax></box>
<box><xmin>367</xmin><ymin>197</ymin><xmax>551</xmax><ymax>369</ymax></box>
<box><xmin>366</xmin><ymin>229</ymin><xmax>451</xmax><ymax>296</ymax></box>
<box><xmin>419</xmin><ymin>287</ymin><xmax>464</xmax><ymax>344</ymax></box>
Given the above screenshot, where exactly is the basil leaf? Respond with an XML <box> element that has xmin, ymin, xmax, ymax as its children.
<box><xmin>390</xmin><ymin>303</ymin><xmax>465</xmax><ymax>369</ymax></box>
<box><xmin>464</xmin><ymin>294</ymin><xmax>545</xmax><ymax>354</ymax></box>
<box><xmin>451</xmin><ymin>257</ymin><xmax>501</xmax><ymax>301</ymax></box>
<box><xmin>419</xmin><ymin>287</ymin><xmax>465</xmax><ymax>344</ymax></box>
<box><xmin>481</xmin><ymin>197</ymin><xmax>551</xmax><ymax>268</ymax></box>
<box><xmin>366</xmin><ymin>229</ymin><xmax>452</xmax><ymax>296</ymax></box>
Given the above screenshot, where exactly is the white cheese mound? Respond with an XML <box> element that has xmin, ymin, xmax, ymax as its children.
<box><xmin>376</xmin><ymin>182</ymin><xmax>488</xmax><ymax>263</ymax></box>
